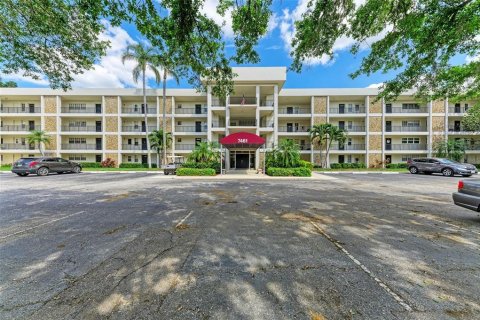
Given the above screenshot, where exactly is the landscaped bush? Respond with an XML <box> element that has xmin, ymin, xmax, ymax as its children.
<box><xmin>78</xmin><ymin>162</ymin><xmax>101</xmax><ymax>168</ymax></box>
<box><xmin>298</xmin><ymin>160</ymin><xmax>314</xmax><ymax>170</ymax></box>
<box><xmin>101</xmin><ymin>158</ymin><xmax>116</xmax><ymax>168</ymax></box>
<box><xmin>385</xmin><ymin>163</ymin><xmax>408</xmax><ymax>169</ymax></box>
<box><xmin>119</xmin><ymin>163</ymin><xmax>158</xmax><ymax>168</ymax></box>
<box><xmin>182</xmin><ymin>161</ymin><xmax>220</xmax><ymax>173</ymax></box>
<box><xmin>266</xmin><ymin>167</ymin><xmax>311</xmax><ymax>177</ymax></box>
<box><xmin>176</xmin><ymin>168</ymin><xmax>216</xmax><ymax>176</ymax></box>
<box><xmin>473</xmin><ymin>164</ymin><xmax>480</xmax><ymax>169</ymax></box>
<box><xmin>330</xmin><ymin>163</ymin><xmax>366</xmax><ymax>169</ymax></box>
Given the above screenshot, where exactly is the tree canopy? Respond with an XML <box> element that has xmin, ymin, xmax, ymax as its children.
<box><xmin>0</xmin><ymin>0</ymin><xmax>478</xmax><ymax>102</ymax></box>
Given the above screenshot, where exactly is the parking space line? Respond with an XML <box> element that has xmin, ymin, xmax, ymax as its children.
<box><xmin>310</xmin><ymin>221</ymin><xmax>413</xmax><ymax>312</ymax></box>
<box><xmin>175</xmin><ymin>210</ymin><xmax>194</xmax><ymax>228</ymax></box>
<box><xmin>0</xmin><ymin>211</ymin><xmax>85</xmax><ymax>240</ymax></box>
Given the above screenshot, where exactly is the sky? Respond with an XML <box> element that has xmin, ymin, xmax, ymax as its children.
<box><xmin>3</xmin><ymin>0</ymin><xmax>473</xmax><ymax>90</ymax></box>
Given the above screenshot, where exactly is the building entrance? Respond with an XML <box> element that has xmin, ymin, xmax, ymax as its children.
<box><xmin>229</xmin><ymin>150</ymin><xmax>255</xmax><ymax>169</ymax></box>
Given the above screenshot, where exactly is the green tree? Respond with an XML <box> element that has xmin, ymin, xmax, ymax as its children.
<box><xmin>122</xmin><ymin>43</ymin><xmax>162</xmax><ymax>169</ymax></box>
<box><xmin>324</xmin><ymin>125</ymin><xmax>348</xmax><ymax>168</ymax></box>
<box><xmin>188</xmin><ymin>142</ymin><xmax>220</xmax><ymax>163</ymax></box>
<box><xmin>434</xmin><ymin>139</ymin><xmax>466</xmax><ymax>162</ymax></box>
<box><xmin>309</xmin><ymin>124</ymin><xmax>330</xmax><ymax>167</ymax></box>
<box><xmin>462</xmin><ymin>104</ymin><xmax>480</xmax><ymax>132</ymax></box>
<box><xmin>291</xmin><ymin>0</ymin><xmax>480</xmax><ymax>103</ymax></box>
<box><xmin>149</xmin><ymin>129</ymin><xmax>172</xmax><ymax>168</ymax></box>
<box><xmin>276</xmin><ymin>139</ymin><xmax>301</xmax><ymax>168</ymax></box>
<box><xmin>0</xmin><ymin>77</ymin><xmax>17</xmax><ymax>87</ymax></box>
<box><xmin>27</xmin><ymin>130</ymin><xmax>51</xmax><ymax>156</ymax></box>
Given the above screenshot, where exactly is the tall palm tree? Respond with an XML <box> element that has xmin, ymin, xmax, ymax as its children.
<box><xmin>188</xmin><ymin>142</ymin><xmax>220</xmax><ymax>163</ymax></box>
<box><xmin>155</xmin><ymin>56</ymin><xmax>180</xmax><ymax>166</ymax></box>
<box><xmin>149</xmin><ymin>129</ymin><xmax>172</xmax><ymax>168</ymax></box>
<box><xmin>277</xmin><ymin>139</ymin><xmax>300</xmax><ymax>168</ymax></box>
<box><xmin>27</xmin><ymin>130</ymin><xmax>51</xmax><ymax>156</ymax></box>
<box><xmin>324</xmin><ymin>125</ymin><xmax>348</xmax><ymax>168</ymax></box>
<box><xmin>122</xmin><ymin>43</ymin><xmax>161</xmax><ymax>168</ymax></box>
<box><xmin>309</xmin><ymin>123</ymin><xmax>330</xmax><ymax>167</ymax></box>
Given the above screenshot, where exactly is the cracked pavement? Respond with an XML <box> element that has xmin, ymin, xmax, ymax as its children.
<box><xmin>0</xmin><ymin>172</ymin><xmax>479</xmax><ymax>319</ymax></box>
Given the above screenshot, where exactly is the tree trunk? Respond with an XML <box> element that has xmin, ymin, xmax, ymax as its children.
<box><xmin>143</xmin><ymin>70</ymin><xmax>152</xmax><ymax>168</ymax></box>
<box><xmin>157</xmin><ymin>150</ymin><xmax>160</xmax><ymax>168</ymax></box>
<box><xmin>39</xmin><ymin>142</ymin><xmax>44</xmax><ymax>156</ymax></box>
<box><xmin>325</xmin><ymin>137</ymin><xmax>333</xmax><ymax>169</ymax></box>
<box><xmin>162</xmin><ymin>69</ymin><xmax>167</xmax><ymax>166</ymax></box>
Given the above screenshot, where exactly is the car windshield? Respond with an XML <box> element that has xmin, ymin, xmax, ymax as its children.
<box><xmin>16</xmin><ymin>158</ymin><xmax>37</xmax><ymax>165</ymax></box>
<box><xmin>439</xmin><ymin>159</ymin><xmax>460</xmax><ymax>164</ymax></box>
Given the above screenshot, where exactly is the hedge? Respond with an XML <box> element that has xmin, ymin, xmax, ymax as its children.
<box><xmin>266</xmin><ymin>167</ymin><xmax>311</xmax><ymax>177</ymax></box>
<box><xmin>176</xmin><ymin>168</ymin><xmax>216</xmax><ymax>176</ymax></box>
<box><xmin>78</xmin><ymin>162</ymin><xmax>101</xmax><ymax>168</ymax></box>
<box><xmin>330</xmin><ymin>162</ymin><xmax>367</xmax><ymax>169</ymax></box>
<box><xmin>385</xmin><ymin>163</ymin><xmax>408</xmax><ymax>169</ymax></box>
<box><xmin>182</xmin><ymin>161</ymin><xmax>220</xmax><ymax>173</ymax></box>
<box><xmin>119</xmin><ymin>163</ymin><xmax>158</xmax><ymax>168</ymax></box>
<box><xmin>298</xmin><ymin>160</ymin><xmax>314</xmax><ymax>170</ymax></box>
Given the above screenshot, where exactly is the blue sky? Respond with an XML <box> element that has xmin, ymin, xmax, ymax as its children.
<box><xmin>1</xmin><ymin>0</ymin><xmax>424</xmax><ymax>90</ymax></box>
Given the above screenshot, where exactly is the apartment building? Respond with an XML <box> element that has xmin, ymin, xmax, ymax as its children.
<box><xmin>1</xmin><ymin>67</ymin><xmax>479</xmax><ymax>169</ymax></box>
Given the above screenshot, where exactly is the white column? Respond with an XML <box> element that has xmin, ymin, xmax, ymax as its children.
<box><xmin>310</xmin><ymin>96</ymin><xmax>314</xmax><ymax>163</ymax></box>
<box><xmin>102</xmin><ymin>96</ymin><xmax>106</xmax><ymax>162</ymax></box>
<box><xmin>116</xmin><ymin>96</ymin><xmax>121</xmax><ymax>164</ymax></box>
<box><xmin>444</xmin><ymin>98</ymin><xmax>449</xmax><ymax>140</ymax></box>
<box><xmin>40</xmin><ymin>96</ymin><xmax>45</xmax><ymax>130</ymax></box>
<box><xmin>365</xmin><ymin>95</ymin><xmax>370</xmax><ymax>167</ymax></box>
<box><xmin>255</xmin><ymin>85</ymin><xmax>260</xmax><ymax>169</ymax></box>
<box><xmin>273</xmin><ymin>85</ymin><xmax>278</xmax><ymax>147</ymax></box>
<box><xmin>207</xmin><ymin>86</ymin><xmax>212</xmax><ymax>142</ymax></box>
<box><xmin>428</xmin><ymin>100</ymin><xmax>433</xmax><ymax>157</ymax></box>
<box><xmin>381</xmin><ymin>97</ymin><xmax>385</xmax><ymax>167</ymax></box>
<box><xmin>56</xmin><ymin>96</ymin><xmax>61</xmax><ymax>156</ymax></box>
<box><xmin>325</xmin><ymin>96</ymin><xmax>330</xmax><ymax>167</ymax></box>
<box><xmin>171</xmin><ymin>96</ymin><xmax>176</xmax><ymax>159</ymax></box>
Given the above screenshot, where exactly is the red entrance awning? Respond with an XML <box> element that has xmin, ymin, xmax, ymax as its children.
<box><xmin>220</xmin><ymin>132</ymin><xmax>265</xmax><ymax>149</ymax></box>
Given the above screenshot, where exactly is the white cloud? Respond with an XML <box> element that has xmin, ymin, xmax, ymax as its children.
<box><xmin>367</xmin><ymin>82</ymin><xmax>384</xmax><ymax>88</ymax></box>
<box><xmin>201</xmin><ymin>0</ymin><xmax>234</xmax><ymax>38</ymax></box>
<box><xmin>465</xmin><ymin>36</ymin><xmax>480</xmax><ymax>63</ymax></box>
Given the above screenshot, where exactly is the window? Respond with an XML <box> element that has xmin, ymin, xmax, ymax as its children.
<box><xmin>68</xmin><ymin>103</ymin><xmax>87</xmax><ymax>111</ymax></box>
<box><xmin>177</xmin><ymin>104</ymin><xmax>182</xmax><ymax>108</ymax></box>
<box><xmin>21</xmin><ymin>138</ymin><xmax>26</xmax><ymax>145</ymax></box>
<box><xmin>465</xmin><ymin>103</ymin><xmax>469</xmax><ymax>111</ymax></box>
<box><xmin>69</xmin><ymin>138</ymin><xmax>86</xmax><ymax>144</ymax></box>
<box><xmin>68</xmin><ymin>155</ymin><xmax>86</xmax><ymax>161</ymax></box>
<box><xmin>401</xmin><ymin>138</ymin><xmax>420</xmax><ymax>144</ymax></box>
<box><xmin>177</xmin><ymin>138</ymin><xmax>182</xmax><ymax>143</ymax></box>
<box><xmin>402</xmin><ymin>103</ymin><xmax>420</xmax><ymax>110</ymax></box>
<box><xmin>127</xmin><ymin>138</ymin><xmax>132</xmax><ymax>145</ymax></box>
<box><xmin>21</xmin><ymin>103</ymin><xmax>26</xmax><ymax>111</ymax></box>
<box><xmin>401</xmin><ymin>155</ymin><xmax>415</xmax><ymax>161</ymax></box>
<box><xmin>127</xmin><ymin>156</ymin><xmax>132</xmax><ymax>162</ymax></box>
<box><xmin>347</xmin><ymin>155</ymin><xmax>352</xmax><ymax>163</ymax></box>
<box><xmin>134</xmin><ymin>104</ymin><xmax>138</xmax><ymax>112</ymax></box>
<box><xmin>177</xmin><ymin>121</ymin><xmax>182</xmax><ymax>126</ymax></box>
<box><xmin>69</xmin><ymin>121</ymin><xmax>86</xmax><ymax>127</ymax></box>
<box><xmin>134</xmin><ymin>156</ymin><xmax>138</xmax><ymax>163</ymax></box>
<box><xmin>347</xmin><ymin>121</ymin><xmax>353</xmax><ymax>129</ymax></box>
<box><xmin>402</xmin><ymin>120</ymin><xmax>420</xmax><ymax>127</ymax></box>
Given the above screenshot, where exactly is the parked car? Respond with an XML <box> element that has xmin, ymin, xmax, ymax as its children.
<box><xmin>11</xmin><ymin>157</ymin><xmax>82</xmax><ymax>176</ymax></box>
<box><xmin>453</xmin><ymin>180</ymin><xmax>480</xmax><ymax>212</ymax></box>
<box><xmin>162</xmin><ymin>162</ymin><xmax>183</xmax><ymax>175</ymax></box>
<box><xmin>407</xmin><ymin>158</ymin><xmax>478</xmax><ymax>177</ymax></box>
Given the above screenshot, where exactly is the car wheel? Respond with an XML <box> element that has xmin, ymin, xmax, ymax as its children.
<box><xmin>16</xmin><ymin>173</ymin><xmax>28</xmax><ymax>177</ymax></box>
<box><xmin>37</xmin><ymin>167</ymin><xmax>49</xmax><ymax>176</ymax></box>
<box><xmin>72</xmin><ymin>166</ymin><xmax>81</xmax><ymax>173</ymax></box>
<box><xmin>409</xmin><ymin>166</ymin><xmax>418</xmax><ymax>174</ymax></box>
<box><xmin>164</xmin><ymin>171</ymin><xmax>169</xmax><ymax>175</ymax></box>
<box><xmin>442</xmin><ymin>168</ymin><xmax>454</xmax><ymax>177</ymax></box>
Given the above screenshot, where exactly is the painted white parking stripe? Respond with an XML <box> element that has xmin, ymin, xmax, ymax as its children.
<box><xmin>310</xmin><ymin>221</ymin><xmax>413</xmax><ymax>312</ymax></box>
<box><xmin>0</xmin><ymin>211</ymin><xmax>85</xmax><ymax>240</ymax></box>
<box><xmin>176</xmin><ymin>210</ymin><xmax>194</xmax><ymax>228</ymax></box>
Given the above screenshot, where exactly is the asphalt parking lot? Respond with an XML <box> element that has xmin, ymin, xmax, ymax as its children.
<box><xmin>0</xmin><ymin>172</ymin><xmax>479</xmax><ymax>319</ymax></box>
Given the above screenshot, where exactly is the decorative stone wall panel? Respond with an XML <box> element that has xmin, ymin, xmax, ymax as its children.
<box><xmin>369</xmin><ymin>135</ymin><xmax>382</xmax><ymax>151</ymax></box>
<box><xmin>45</xmin><ymin>136</ymin><xmax>57</xmax><ymax>150</ymax></box>
<box><xmin>313</xmin><ymin>97</ymin><xmax>327</xmax><ymax>114</ymax></box>
<box><xmin>105</xmin><ymin>135</ymin><xmax>118</xmax><ymax>150</ymax></box>
<box><xmin>105</xmin><ymin>153</ymin><xmax>119</xmax><ymax>167</ymax></box>
<box><xmin>105</xmin><ymin>96</ymin><xmax>118</xmax><ymax>114</ymax></box>
<box><xmin>44</xmin><ymin>116</ymin><xmax>57</xmax><ymax>132</ymax></box>
<box><xmin>432</xmin><ymin>100</ymin><xmax>445</xmax><ymax>113</ymax></box>
<box><xmin>105</xmin><ymin>116</ymin><xmax>118</xmax><ymax>132</ymax></box>
<box><xmin>44</xmin><ymin>96</ymin><xmax>57</xmax><ymax>113</ymax></box>
<box><xmin>369</xmin><ymin>96</ymin><xmax>382</xmax><ymax>113</ymax></box>
<box><xmin>432</xmin><ymin>116</ymin><xmax>445</xmax><ymax>132</ymax></box>
<box><xmin>313</xmin><ymin>116</ymin><xmax>327</xmax><ymax>125</ymax></box>
<box><xmin>369</xmin><ymin>116</ymin><xmax>382</xmax><ymax>132</ymax></box>
<box><xmin>368</xmin><ymin>153</ymin><xmax>383</xmax><ymax>168</ymax></box>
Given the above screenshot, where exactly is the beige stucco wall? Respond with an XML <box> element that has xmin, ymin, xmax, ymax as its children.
<box><xmin>313</xmin><ymin>96</ymin><xmax>327</xmax><ymax>114</ymax></box>
<box><xmin>369</xmin><ymin>116</ymin><xmax>382</xmax><ymax>132</ymax></box>
<box><xmin>369</xmin><ymin>135</ymin><xmax>382</xmax><ymax>151</ymax></box>
<box><xmin>432</xmin><ymin>116</ymin><xmax>445</xmax><ymax>132</ymax></box>
<box><xmin>44</xmin><ymin>116</ymin><xmax>57</xmax><ymax>132</ymax></box>
<box><xmin>369</xmin><ymin>96</ymin><xmax>382</xmax><ymax>113</ymax></box>
<box><xmin>432</xmin><ymin>100</ymin><xmax>445</xmax><ymax>113</ymax></box>
<box><xmin>105</xmin><ymin>96</ymin><xmax>118</xmax><ymax>114</ymax></box>
<box><xmin>368</xmin><ymin>153</ymin><xmax>383</xmax><ymax>168</ymax></box>
<box><xmin>105</xmin><ymin>135</ymin><xmax>118</xmax><ymax>150</ymax></box>
<box><xmin>44</xmin><ymin>96</ymin><xmax>57</xmax><ymax>113</ymax></box>
<box><xmin>105</xmin><ymin>116</ymin><xmax>118</xmax><ymax>132</ymax></box>
<box><xmin>105</xmin><ymin>153</ymin><xmax>119</xmax><ymax>167</ymax></box>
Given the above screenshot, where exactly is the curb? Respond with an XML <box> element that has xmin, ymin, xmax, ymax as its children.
<box><xmin>318</xmin><ymin>171</ymin><xmax>402</xmax><ymax>175</ymax></box>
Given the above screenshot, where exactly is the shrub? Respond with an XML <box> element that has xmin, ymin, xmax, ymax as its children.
<box><xmin>176</xmin><ymin>168</ymin><xmax>216</xmax><ymax>176</ymax></box>
<box><xmin>78</xmin><ymin>162</ymin><xmax>101</xmax><ymax>168</ymax></box>
<box><xmin>101</xmin><ymin>158</ymin><xmax>116</xmax><ymax>168</ymax></box>
<box><xmin>385</xmin><ymin>163</ymin><xmax>408</xmax><ymax>169</ymax></box>
<box><xmin>330</xmin><ymin>163</ymin><xmax>366</xmax><ymax>169</ymax></box>
<box><xmin>182</xmin><ymin>161</ymin><xmax>220</xmax><ymax>173</ymax></box>
<box><xmin>474</xmin><ymin>164</ymin><xmax>480</xmax><ymax>169</ymax></box>
<box><xmin>298</xmin><ymin>160</ymin><xmax>314</xmax><ymax>170</ymax></box>
<box><xmin>119</xmin><ymin>163</ymin><xmax>158</xmax><ymax>168</ymax></box>
<box><xmin>266</xmin><ymin>167</ymin><xmax>311</xmax><ymax>177</ymax></box>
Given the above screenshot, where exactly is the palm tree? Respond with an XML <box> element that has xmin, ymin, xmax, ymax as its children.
<box><xmin>309</xmin><ymin>123</ymin><xmax>330</xmax><ymax>167</ymax></box>
<box><xmin>122</xmin><ymin>43</ymin><xmax>161</xmax><ymax>168</ymax></box>
<box><xmin>277</xmin><ymin>139</ymin><xmax>300</xmax><ymax>167</ymax></box>
<box><xmin>27</xmin><ymin>130</ymin><xmax>51</xmax><ymax>156</ymax></box>
<box><xmin>188</xmin><ymin>142</ymin><xmax>220</xmax><ymax>163</ymax></box>
<box><xmin>149</xmin><ymin>129</ymin><xmax>172</xmax><ymax>168</ymax></box>
<box><xmin>155</xmin><ymin>56</ymin><xmax>180</xmax><ymax>166</ymax></box>
<box><xmin>324</xmin><ymin>125</ymin><xmax>348</xmax><ymax>168</ymax></box>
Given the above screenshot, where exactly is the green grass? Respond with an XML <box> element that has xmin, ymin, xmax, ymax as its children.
<box><xmin>313</xmin><ymin>167</ymin><xmax>408</xmax><ymax>172</ymax></box>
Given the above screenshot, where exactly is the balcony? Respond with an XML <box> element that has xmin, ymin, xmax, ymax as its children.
<box><xmin>175</xmin><ymin>144</ymin><xmax>195</xmax><ymax>150</ymax></box>
<box><xmin>466</xmin><ymin>144</ymin><xmax>480</xmax><ymax>151</ymax></box>
<box><xmin>260</xmin><ymin>122</ymin><xmax>274</xmax><ymax>128</ymax></box>
<box><xmin>386</xmin><ymin>126</ymin><xmax>427</xmax><ymax>132</ymax></box>
<box><xmin>122</xmin><ymin>107</ymin><xmax>156</xmax><ymax>114</ymax></box>
<box><xmin>330</xmin><ymin>144</ymin><xmax>365</xmax><ymax>151</ymax></box>
<box><xmin>448</xmin><ymin>126</ymin><xmax>476</xmax><ymax>133</ymax></box>
<box><xmin>62</xmin><ymin>107</ymin><xmax>102</xmax><ymax>114</ymax></box>
<box><xmin>175</xmin><ymin>107</ymin><xmax>207</xmax><ymax>115</ymax></box>
<box><xmin>121</xmin><ymin>126</ymin><xmax>157</xmax><ymax>132</ymax></box>
<box><xmin>122</xmin><ymin>144</ymin><xmax>147</xmax><ymax>150</ymax></box>
<box><xmin>449</xmin><ymin>106</ymin><xmax>469</xmax><ymax>114</ymax></box>
<box><xmin>386</xmin><ymin>106</ymin><xmax>428</xmax><ymax>113</ymax></box>
<box><xmin>175</xmin><ymin>125</ymin><xmax>207</xmax><ymax>133</ymax></box>
<box><xmin>0</xmin><ymin>125</ymin><xmax>40</xmax><ymax>132</ymax></box>
<box><xmin>278</xmin><ymin>107</ymin><xmax>310</xmax><ymax>114</ymax></box>
<box><xmin>278</xmin><ymin>126</ymin><xmax>310</xmax><ymax>133</ymax></box>
<box><xmin>343</xmin><ymin>126</ymin><xmax>365</xmax><ymax>132</ymax></box>
<box><xmin>211</xmin><ymin>99</ymin><xmax>226</xmax><ymax>107</ymax></box>
<box><xmin>298</xmin><ymin>143</ymin><xmax>312</xmax><ymax>151</ymax></box>
<box><xmin>229</xmin><ymin>96</ymin><xmax>257</xmax><ymax>105</ymax></box>
<box><xmin>212</xmin><ymin>122</ymin><xmax>226</xmax><ymax>128</ymax></box>
<box><xmin>386</xmin><ymin>144</ymin><xmax>427</xmax><ymax>151</ymax></box>
<box><xmin>0</xmin><ymin>107</ymin><xmax>41</xmax><ymax>113</ymax></box>
<box><xmin>0</xmin><ymin>143</ymin><xmax>35</xmax><ymax>150</ymax></box>
<box><xmin>230</xmin><ymin>119</ymin><xmax>256</xmax><ymax>127</ymax></box>
<box><xmin>62</xmin><ymin>126</ymin><xmax>102</xmax><ymax>132</ymax></box>
<box><xmin>329</xmin><ymin>106</ymin><xmax>366</xmax><ymax>114</ymax></box>
<box><xmin>260</xmin><ymin>100</ymin><xmax>274</xmax><ymax>107</ymax></box>
<box><xmin>62</xmin><ymin>144</ymin><xmax>100</xmax><ymax>150</ymax></box>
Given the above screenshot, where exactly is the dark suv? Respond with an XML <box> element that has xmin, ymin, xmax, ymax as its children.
<box><xmin>11</xmin><ymin>157</ymin><xmax>82</xmax><ymax>176</ymax></box>
<box><xmin>407</xmin><ymin>158</ymin><xmax>478</xmax><ymax>177</ymax></box>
